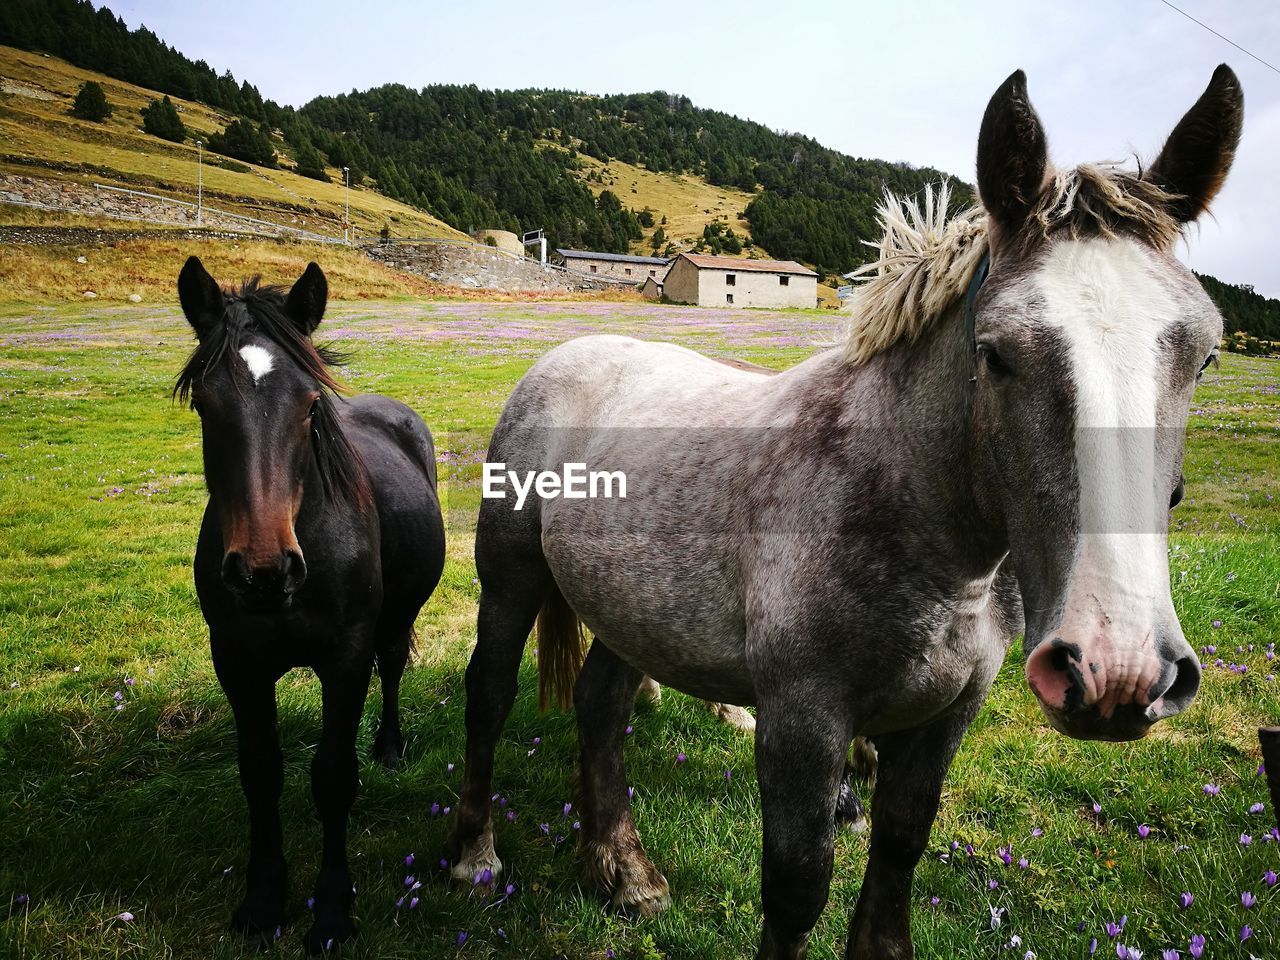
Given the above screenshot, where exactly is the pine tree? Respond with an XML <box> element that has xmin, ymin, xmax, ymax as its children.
<box><xmin>140</xmin><ymin>95</ymin><xmax>185</xmax><ymax>142</ymax></box>
<box><xmin>293</xmin><ymin>140</ymin><xmax>329</xmax><ymax>181</ymax></box>
<box><xmin>70</xmin><ymin>80</ymin><xmax>112</xmax><ymax>121</ymax></box>
<box><xmin>207</xmin><ymin>118</ymin><xmax>277</xmax><ymax>168</ymax></box>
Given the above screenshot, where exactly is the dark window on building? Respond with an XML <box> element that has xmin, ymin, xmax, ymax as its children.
<box><xmin>625</xmin><ymin>268</ymin><xmax>632</xmax><ymax>276</ymax></box>
<box><xmin>726</xmin><ymin>274</ymin><xmax>736</xmax><ymax>286</ymax></box>
<box><xmin>590</xmin><ymin>265</ymin><xmax>597</xmax><ymax>274</ymax></box>
<box><xmin>726</xmin><ymin>293</ymin><xmax>734</xmax><ymax>305</ymax></box>
<box><xmin>649</xmin><ymin>269</ymin><xmax>656</xmax><ymax>277</ymax></box>
<box><xmin>779</xmin><ymin>275</ymin><xmax>790</xmax><ymax>286</ymax></box>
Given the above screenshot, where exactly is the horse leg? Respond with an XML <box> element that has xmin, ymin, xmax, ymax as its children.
<box><xmin>834</xmin><ymin>737</ymin><xmax>877</xmax><ymax>833</ymax></box>
<box><xmin>576</xmin><ymin>640</ymin><xmax>671</xmax><ymax>915</ymax></box>
<box><xmin>844</xmin><ymin>705</ymin><xmax>979</xmax><ymax>960</ymax></box>
<box><xmin>217</xmin><ymin>658</ymin><xmax>288</xmax><ymax>942</ymax></box>
<box><xmin>372</xmin><ymin>623</ymin><xmax>411</xmax><ymax>768</ymax></box>
<box><xmin>447</xmin><ymin>552</ymin><xmax>550</xmax><ymax>882</ymax></box>
<box><xmin>754</xmin><ymin>693</ymin><xmax>849</xmax><ymax>960</ymax></box>
<box><xmin>303</xmin><ymin>654</ymin><xmax>373</xmax><ymax>955</ymax></box>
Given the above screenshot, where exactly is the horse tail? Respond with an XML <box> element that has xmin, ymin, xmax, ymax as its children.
<box><xmin>536</xmin><ymin>581</ymin><xmax>588</xmax><ymax>712</ymax></box>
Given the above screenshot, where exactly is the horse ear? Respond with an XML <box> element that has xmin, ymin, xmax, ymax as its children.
<box><xmin>1147</xmin><ymin>64</ymin><xmax>1243</xmax><ymax>223</ymax></box>
<box><xmin>976</xmin><ymin>70</ymin><xmax>1050</xmax><ymax>237</ymax></box>
<box><xmin>284</xmin><ymin>262</ymin><xmax>328</xmax><ymax>335</ymax></box>
<box><xmin>177</xmin><ymin>256</ymin><xmax>222</xmax><ymax>337</ymax></box>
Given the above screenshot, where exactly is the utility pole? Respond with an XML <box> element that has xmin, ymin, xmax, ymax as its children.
<box><xmin>196</xmin><ymin>140</ymin><xmax>203</xmax><ymax>226</ymax></box>
<box><xmin>343</xmin><ymin>166</ymin><xmax>350</xmax><ymax>244</ymax></box>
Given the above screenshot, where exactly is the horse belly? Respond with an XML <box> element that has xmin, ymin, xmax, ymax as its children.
<box><xmin>541</xmin><ymin>499</ymin><xmax>755</xmax><ymax>706</ymax></box>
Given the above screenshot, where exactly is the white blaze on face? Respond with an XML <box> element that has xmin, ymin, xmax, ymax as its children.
<box><xmin>239</xmin><ymin>344</ymin><xmax>275</xmax><ymax>385</ymax></box>
<box><xmin>1033</xmin><ymin>239</ymin><xmax>1178</xmax><ymax>713</ymax></box>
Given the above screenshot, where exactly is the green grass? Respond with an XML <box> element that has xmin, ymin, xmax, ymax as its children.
<box><xmin>1</xmin><ymin>299</ymin><xmax>1278</xmax><ymax>960</ymax></box>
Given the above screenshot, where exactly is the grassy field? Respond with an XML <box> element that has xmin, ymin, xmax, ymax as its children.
<box><xmin>0</xmin><ymin>296</ymin><xmax>1278</xmax><ymax>960</ymax></box>
<box><xmin>0</xmin><ymin>45</ymin><xmax>465</xmax><ymax>242</ymax></box>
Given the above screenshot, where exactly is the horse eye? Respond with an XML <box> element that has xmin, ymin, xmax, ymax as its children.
<box><xmin>307</xmin><ymin>399</ymin><xmax>320</xmax><ymax>420</ymax></box>
<box><xmin>1197</xmin><ymin>352</ymin><xmax>1218</xmax><ymax>378</ymax></box>
<box><xmin>976</xmin><ymin>343</ymin><xmax>1009</xmax><ymax>377</ymax></box>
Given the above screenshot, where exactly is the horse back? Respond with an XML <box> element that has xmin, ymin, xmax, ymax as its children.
<box><xmin>339</xmin><ymin>394</ymin><xmax>445</xmax><ymax>611</ymax></box>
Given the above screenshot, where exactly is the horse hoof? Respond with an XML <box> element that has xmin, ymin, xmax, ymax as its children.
<box><xmin>231</xmin><ymin>896</ymin><xmax>285</xmax><ymax>941</ymax></box>
<box><xmin>636</xmin><ymin>675</ymin><xmax>662</xmax><ymax>705</ymax></box>
<box><xmin>304</xmin><ymin>916</ymin><xmax>357</xmax><ymax>955</ymax></box>
<box><xmin>450</xmin><ymin>824</ymin><xmax>503</xmax><ymax>884</ymax></box>
<box><xmin>611</xmin><ymin>871</ymin><xmax>672</xmax><ymax>917</ymax></box>
<box><xmin>373</xmin><ymin>735</ymin><xmax>404</xmax><ymax>770</ymax></box>
<box><xmin>709</xmin><ymin>701</ymin><xmax>756</xmax><ymax>733</ymax></box>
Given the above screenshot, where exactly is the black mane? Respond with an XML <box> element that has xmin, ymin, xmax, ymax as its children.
<box><xmin>173</xmin><ymin>277</ymin><xmax>371</xmax><ymax>509</ymax></box>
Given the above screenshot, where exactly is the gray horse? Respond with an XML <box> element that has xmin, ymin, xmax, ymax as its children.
<box><xmin>449</xmin><ymin>66</ymin><xmax>1242</xmax><ymax>959</ymax></box>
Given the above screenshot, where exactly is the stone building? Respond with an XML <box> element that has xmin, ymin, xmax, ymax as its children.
<box><xmin>555</xmin><ymin>249</ymin><xmax>669</xmax><ymax>285</ymax></box>
<box><xmin>661</xmin><ymin>253</ymin><xmax>818</xmax><ymax>308</ymax></box>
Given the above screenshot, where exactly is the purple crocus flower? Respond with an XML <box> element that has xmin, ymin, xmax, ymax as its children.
<box><xmin>1093</xmin><ymin>802</ymin><xmax>1103</xmax><ymax>814</ymax></box>
<box><xmin>563</xmin><ymin>802</ymin><xmax>572</xmax><ymax>817</ymax></box>
<box><xmin>1106</xmin><ymin>922</ymin><xmax>1122</xmax><ymax>939</ymax></box>
<box><xmin>1089</xmin><ymin>938</ymin><xmax>1098</xmax><ymax>956</ymax></box>
<box><xmin>1179</xmin><ymin>892</ymin><xmax>1194</xmax><ymax>909</ymax></box>
<box><xmin>1249</xmin><ymin>803</ymin><xmax>1264</xmax><ymax>814</ymax></box>
<box><xmin>447</xmin><ymin>762</ymin><xmax>455</xmax><ymax>773</ymax></box>
<box><xmin>999</xmin><ymin>846</ymin><xmax>1013</xmax><ymax>865</ymax></box>
<box><xmin>1203</xmin><ymin>784</ymin><xmax>1220</xmax><ymax>797</ymax></box>
<box><xmin>1188</xmin><ymin>934</ymin><xmax>1205</xmax><ymax>958</ymax></box>
<box><xmin>988</xmin><ymin>879</ymin><xmax>999</xmax><ymax>890</ymax></box>
<box><xmin>1162</xmin><ymin>951</ymin><xmax>1179</xmax><ymax>960</ymax></box>
<box><xmin>1240</xmin><ymin>832</ymin><xmax>1252</xmax><ymax>846</ymax></box>
<box><xmin>1264</xmin><ymin>870</ymin><xmax>1277</xmax><ymax>887</ymax></box>
<box><xmin>1240</xmin><ymin>924</ymin><xmax>1252</xmax><ymax>942</ymax></box>
<box><xmin>405</xmin><ymin>853</ymin><xmax>415</xmax><ymax>867</ymax></box>
<box><xmin>1031</xmin><ymin>827</ymin><xmax>1043</xmax><ymax>837</ymax></box>
<box><xmin>1137</xmin><ymin>824</ymin><xmax>1150</xmax><ymax>839</ymax></box>
<box><xmin>1241</xmin><ymin>891</ymin><xmax>1256</xmax><ymax>908</ymax></box>
<box><xmin>676</xmin><ymin>752</ymin><xmax>687</xmax><ymax>764</ymax></box>
<box><xmin>117</xmin><ymin>911</ymin><xmax>135</xmax><ymax>922</ymax></box>
<box><xmin>929</xmin><ymin>895</ymin><xmax>940</xmax><ymax>906</ymax></box>
<box><xmin>456</xmin><ymin>930</ymin><xmax>468</xmax><ymax>946</ymax></box>
<box><xmin>409</xmin><ymin>896</ymin><xmax>419</xmax><ymax>909</ymax></box>
<box><xmin>1019</xmin><ymin>856</ymin><xmax>1029</xmax><ymax>870</ymax></box>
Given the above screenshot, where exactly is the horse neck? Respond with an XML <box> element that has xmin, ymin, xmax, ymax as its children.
<box><xmin>836</xmin><ymin>306</ymin><xmax>1007</xmax><ymax>573</ymax></box>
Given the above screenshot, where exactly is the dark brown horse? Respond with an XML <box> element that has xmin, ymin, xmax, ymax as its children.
<box><xmin>175</xmin><ymin>257</ymin><xmax>445</xmax><ymax>953</ymax></box>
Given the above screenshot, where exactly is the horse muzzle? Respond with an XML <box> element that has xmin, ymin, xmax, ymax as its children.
<box><xmin>221</xmin><ymin>548</ymin><xmax>308</xmax><ymax>613</ymax></box>
<box><xmin>1025</xmin><ymin>634</ymin><xmax>1202</xmax><ymax>742</ymax></box>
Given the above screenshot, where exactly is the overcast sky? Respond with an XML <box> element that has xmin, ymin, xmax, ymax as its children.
<box><xmin>110</xmin><ymin>0</ymin><xmax>1280</xmax><ymax>296</ymax></box>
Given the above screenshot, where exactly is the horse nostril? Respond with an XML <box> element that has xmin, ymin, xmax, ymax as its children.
<box><xmin>220</xmin><ymin>551</ymin><xmax>252</xmax><ymax>593</ymax></box>
<box><xmin>1147</xmin><ymin>655</ymin><xmax>1201</xmax><ymax>721</ymax></box>
<box><xmin>282</xmin><ymin>550</ymin><xmax>307</xmax><ymax>594</ymax></box>
<box><xmin>1026</xmin><ymin>639</ymin><xmax>1086</xmax><ymax>713</ymax></box>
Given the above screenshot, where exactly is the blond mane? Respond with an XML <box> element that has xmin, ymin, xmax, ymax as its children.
<box><xmin>841</xmin><ymin>167</ymin><xmax>1184</xmax><ymax>363</ymax></box>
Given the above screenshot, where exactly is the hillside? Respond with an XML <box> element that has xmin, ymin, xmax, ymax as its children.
<box><xmin>1</xmin><ymin>1</ymin><xmax>1277</xmax><ymax>335</ymax></box>
<box><xmin>0</xmin><ymin>44</ymin><xmax>466</xmax><ymax>242</ymax></box>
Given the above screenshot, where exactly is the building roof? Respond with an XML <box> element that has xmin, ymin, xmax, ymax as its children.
<box><xmin>556</xmin><ymin>249</ymin><xmax>670</xmax><ymax>266</ymax></box>
<box><xmin>676</xmin><ymin>253</ymin><xmax>817</xmax><ymax>277</ymax></box>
